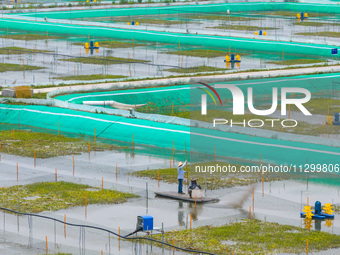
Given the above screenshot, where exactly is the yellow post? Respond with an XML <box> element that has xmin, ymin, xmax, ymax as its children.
<box><xmin>101</xmin><ymin>250</ymin><xmax>103</xmax><ymax>255</ymax></box>
<box><xmin>307</xmin><ymin>196</ymin><xmax>309</xmax><ymax>206</ymax></box>
<box><xmin>249</xmin><ymin>206</ymin><xmax>251</xmax><ymax>219</ymax></box>
<box><xmin>118</xmin><ymin>226</ymin><xmax>120</xmax><ymax>239</ymax></box>
<box><xmin>45</xmin><ymin>236</ymin><xmax>48</xmax><ymax>253</ymax></box>
<box><xmin>132</xmin><ymin>134</ymin><xmax>134</xmax><ymax>152</ymax></box>
<box><xmin>195</xmin><ymin>196</ymin><xmax>197</xmax><ymax>208</ymax></box>
<box><xmin>190</xmin><ymin>214</ymin><xmax>192</xmax><ymax>229</ymax></box>
<box><xmin>173</xmin><ymin>140</ymin><xmax>175</xmax><ymax>163</ymax></box>
<box><xmin>173</xmin><ymin>238</ymin><xmax>175</xmax><ymax>254</ymax></box>
<box><xmin>88</xmin><ymin>143</ymin><xmax>90</xmax><ymax>162</ymax></box>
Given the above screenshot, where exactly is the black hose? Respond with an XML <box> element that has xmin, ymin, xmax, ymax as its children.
<box><xmin>0</xmin><ymin>206</ymin><xmax>215</xmax><ymax>255</ymax></box>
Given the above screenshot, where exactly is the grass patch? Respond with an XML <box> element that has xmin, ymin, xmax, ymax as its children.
<box><xmin>60</xmin><ymin>56</ymin><xmax>149</xmax><ymax>65</ymax></box>
<box><xmin>131</xmin><ymin>162</ymin><xmax>287</xmax><ymax>190</ymax></box>
<box><xmin>296</xmin><ymin>31</ymin><xmax>340</xmax><ymax>38</ymax></box>
<box><xmin>0</xmin><ymin>130</ymin><xmax>126</xmax><ymax>158</ymax></box>
<box><xmin>280</xmin><ymin>98</ymin><xmax>340</xmax><ymax>115</ymax></box>
<box><xmin>172</xmin><ymin>110</ymin><xmax>340</xmax><ymax>136</ymax></box>
<box><xmin>0</xmin><ymin>63</ymin><xmax>43</xmax><ymax>72</ymax></box>
<box><xmin>32</xmin><ymin>92</ymin><xmax>47</xmax><ymax>99</ymax></box>
<box><xmin>267</xmin><ymin>59</ymin><xmax>326</xmax><ymax>66</ymax></box>
<box><xmin>260</xmin><ymin>11</ymin><xmax>329</xmax><ymax>17</ymax></box>
<box><xmin>0</xmin><ymin>34</ymin><xmax>63</xmax><ymax>41</ymax></box>
<box><xmin>0</xmin><ymin>47</ymin><xmax>51</xmax><ymax>55</ymax></box>
<box><xmin>293</xmin><ymin>21</ymin><xmax>327</xmax><ymax>27</ymax></box>
<box><xmin>79</xmin><ymin>16</ymin><xmax>187</xmax><ymax>25</ymax></box>
<box><xmin>166</xmin><ymin>49</ymin><xmax>229</xmax><ymax>58</ymax></box>
<box><xmin>0</xmin><ymin>182</ymin><xmax>137</xmax><ymax>213</ymax></box>
<box><xmin>54</xmin><ymin>74</ymin><xmax>127</xmax><ymax>81</ymax></box>
<box><xmin>186</xmin><ymin>14</ymin><xmax>258</xmax><ymax>22</ymax></box>
<box><xmin>210</xmin><ymin>25</ymin><xmax>277</xmax><ymax>31</ymax></box>
<box><xmin>166</xmin><ymin>66</ymin><xmax>226</xmax><ymax>74</ymax></box>
<box><xmin>153</xmin><ymin>219</ymin><xmax>340</xmax><ymax>254</ymax></box>
<box><xmin>73</xmin><ymin>40</ymin><xmax>147</xmax><ymax>49</ymax></box>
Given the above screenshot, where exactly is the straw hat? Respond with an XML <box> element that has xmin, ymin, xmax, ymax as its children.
<box><xmin>178</xmin><ymin>162</ymin><xmax>183</xmax><ymax>167</ymax></box>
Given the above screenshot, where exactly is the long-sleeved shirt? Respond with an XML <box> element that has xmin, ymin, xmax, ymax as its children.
<box><xmin>189</xmin><ymin>181</ymin><xmax>201</xmax><ymax>190</ymax></box>
<box><xmin>177</xmin><ymin>161</ymin><xmax>187</xmax><ymax>180</ymax></box>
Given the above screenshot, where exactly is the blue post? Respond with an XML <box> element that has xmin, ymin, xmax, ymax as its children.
<box><xmin>315</xmin><ymin>201</ymin><xmax>321</xmax><ymax>214</ymax></box>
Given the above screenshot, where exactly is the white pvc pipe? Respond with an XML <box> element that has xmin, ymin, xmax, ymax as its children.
<box><xmin>83</xmin><ymin>100</ymin><xmax>146</xmax><ymax>110</ymax></box>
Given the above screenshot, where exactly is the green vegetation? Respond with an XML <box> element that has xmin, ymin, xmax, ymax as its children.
<box><xmin>172</xmin><ymin>109</ymin><xmax>340</xmax><ymax>136</ymax></box>
<box><xmin>283</xmin><ymin>98</ymin><xmax>340</xmax><ymax>115</ymax></box>
<box><xmin>0</xmin><ymin>47</ymin><xmax>51</xmax><ymax>55</ymax></box>
<box><xmin>187</xmin><ymin>14</ymin><xmax>258</xmax><ymax>22</ymax></box>
<box><xmin>73</xmin><ymin>40</ymin><xmax>147</xmax><ymax>48</ymax></box>
<box><xmin>32</xmin><ymin>92</ymin><xmax>48</xmax><ymax>99</ymax></box>
<box><xmin>79</xmin><ymin>16</ymin><xmax>187</xmax><ymax>25</ymax></box>
<box><xmin>210</xmin><ymin>25</ymin><xmax>277</xmax><ymax>31</ymax></box>
<box><xmin>0</xmin><ymin>182</ymin><xmax>137</xmax><ymax>213</ymax></box>
<box><xmin>0</xmin><ymin>33</ymin><xmax>63</xmax><ymax>41</ymax></box>
<box><xmin>94</xmin><ymin>40</ymin><xmax>146</xmax><ymax>48</ymax></box>
<box><xmin>166</xmin><ymin>49</ymin><xmax>228</xmax><ymax>58</ymax></box>
<box><xmin>0</xmin><ymin>129</ymin><xmax>126</xmax><ymax>158</ymax></box>
<box><xmin>60</xmin><ymin>56</ymin><xmax>149</xmax><ymax>65</ymax></box>
<box><xmin>54</xmin><ymin>74</ymin><xmax>127</xmax><ymax>81</ymax></box>
<box><xmin>260</xmin><ymin>11</ymin><xmax>329</xmax><ymax>17</ymax></box>
<box><xmin>267</xmin><ymin>59</ymin><xmax>326</xmax><ymax>66</ymax></box>
<box><xmin>0</xmin><ymin>63</ymin><xmax>43</xmax><ymax>72</ymax></box>
<box><xmin>296</xmin><ymin>31</ymin><xmax>340</xmax><ymax>38</ymax></box>
<box><xmin>166</xmin><ymin>66</ymin><xmax>226</xmax><ymax>74</ymax></box>
<box><xmin>131</xmin><ymin>162</ymin><xmax>287</xmax><ymax>190</ymax></box>
<box><xmin>153</xmin><ymin>219</ymin><xmax>340</xmax><ymax>254</ymax></box>
<box><xmin>293</xmin><ymin>21</ymin><xmax>326</xmax><ymax>27</ymax></box>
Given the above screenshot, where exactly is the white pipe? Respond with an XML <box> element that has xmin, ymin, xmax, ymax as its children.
<box><xmin>83</xmin><ymin>100</ymin><xmax>146</xmax><ymax>110</ymax></box>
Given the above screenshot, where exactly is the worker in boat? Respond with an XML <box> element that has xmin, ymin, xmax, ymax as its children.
<box><xmin>177</xmin><ymin>161</ymin><xmax>187</xmax><ymax>194</ymax></box>
<box><xmin>188</xmin><ymin>178</ymin><xmax>202</xmax><ymax>198</ymax></box>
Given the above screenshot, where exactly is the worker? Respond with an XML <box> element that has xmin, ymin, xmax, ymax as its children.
<box><xmin>177</xmin><ymin>161</ymin><xmax>187</xmax><ymax>194</ymax></box>
<box><xmin>188</xmin><ymin>178</ymin><xmax>201</xmax><ymax>198</ymax></box>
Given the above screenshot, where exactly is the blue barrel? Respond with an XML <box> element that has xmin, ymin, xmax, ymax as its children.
<box><xmin>132</xmin><ymin>21</ymin><xmax>135</xmax><ymax>25</ymax></box>
<box><xmin>335</xmin><ymin>113</ymin><xmax>339</xmax><ymax>122</ymax></box>
<box><xmin>259</xmin><ymin>30</ymin><xmax>262</xmax><ymax>35</ymax></box>
<box><xmin>90</xmin><ymin>41</ymin><xmax>94</xmax><ymax>48</ymax></box>
<box><xmin>231</xmin><ymin>53</ymin><xmax>235</xmax><ymax>61</ymax></box>
<box><xmin>315</xmin><ymin>201</ymin><xmax>321</xmax><ymax>214</ymax></box>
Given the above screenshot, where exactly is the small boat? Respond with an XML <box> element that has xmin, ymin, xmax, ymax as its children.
<box><xmin>154</xmin><ymin>191</ymin><xmax>219</xmax><ymax>203</ymax></box>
